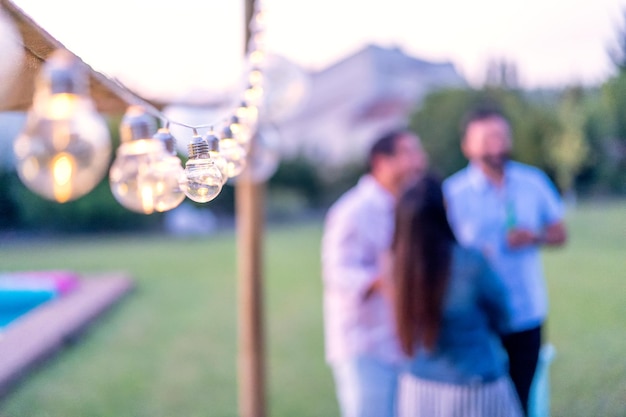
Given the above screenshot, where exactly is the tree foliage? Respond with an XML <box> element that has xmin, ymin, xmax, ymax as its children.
<box><xmin>409</xmin><ymin>87</ymin><xmax>560</xmax><ymax>182</ymax></box>
<box><xmin>544</xmin><ymin>87</ymin><xmax>590</xmax><ymax>193</ymax></box>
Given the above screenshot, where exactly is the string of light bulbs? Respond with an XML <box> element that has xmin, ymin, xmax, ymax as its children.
<box><xmin>12</xmin><ymin>0</ymin><xmax>269</xmax><ymax>215</ymax></box>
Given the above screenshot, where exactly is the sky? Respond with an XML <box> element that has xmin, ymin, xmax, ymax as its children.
<box><xmin>7</xmin><ymin>0</ymin><xmax>626</xmax><ymax>99</ymax></box>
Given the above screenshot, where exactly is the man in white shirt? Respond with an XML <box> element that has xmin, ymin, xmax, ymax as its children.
<box><xmin>322</xmin><ymin>130</ymin><xmax>427</xmax><ymax>417</ymax></box>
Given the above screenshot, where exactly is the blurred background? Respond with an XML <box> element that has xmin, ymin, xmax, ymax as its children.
<box><xmin>0</xmin><ymin>0</ymin><xmax>624</xmax><ymax>234</ymax></box>
<box><xmin>0</xmin><ymin>1</ymin><xmax>624</xmax><ymax>417</ymax></box>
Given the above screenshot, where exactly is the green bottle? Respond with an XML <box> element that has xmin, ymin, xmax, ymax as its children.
<box><xmin>505</xmin><ymin>199</ymin><xmax>517</xmax><ymax>230</ymax></box>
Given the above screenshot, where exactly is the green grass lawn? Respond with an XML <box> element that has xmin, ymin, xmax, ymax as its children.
<box><xmin>0</xmin><ymin>200</ymin><xmax>624</xmax><ymax>417</ymax></box>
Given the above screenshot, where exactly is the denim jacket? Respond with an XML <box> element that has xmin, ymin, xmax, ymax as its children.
<box><xmin>406</xmin><ymin>245</ymin><xmax>511</xmax><ymax>385</ymax></box>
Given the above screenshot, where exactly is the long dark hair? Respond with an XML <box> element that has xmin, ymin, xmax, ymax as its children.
<box><xmin>392</xmin><ymin>175</ymin><xmax>456</xmax><ymax>355</ymax></box>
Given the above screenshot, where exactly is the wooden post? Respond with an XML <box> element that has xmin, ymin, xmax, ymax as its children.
<box><xmin>236</xmin><ymin>1</ymin><xmax>266</xmax><ymax>416</ymax></box>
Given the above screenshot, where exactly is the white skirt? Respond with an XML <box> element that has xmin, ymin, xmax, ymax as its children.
<box><xmin>398</xmin><ymin>374</ymin><xmax>524</xmax><ymax>417</ymax></box>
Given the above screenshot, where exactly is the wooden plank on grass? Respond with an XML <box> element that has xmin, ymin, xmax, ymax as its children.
<box><xmin>0</xmin><ymin>274</ymin><xmax>134</xmax><ymax>399</ymax></box>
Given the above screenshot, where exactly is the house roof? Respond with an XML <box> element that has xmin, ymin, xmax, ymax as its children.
<box><xmin>0</xmin><ymin>0</ymin><xmax>162</xmax><ymax>114</ymax></box>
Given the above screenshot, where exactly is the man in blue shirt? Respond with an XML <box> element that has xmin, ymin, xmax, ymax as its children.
<box><xmin>443</xmin><ymin>108</ymin><xmax>567</xmax><ymax>416</ymax></box>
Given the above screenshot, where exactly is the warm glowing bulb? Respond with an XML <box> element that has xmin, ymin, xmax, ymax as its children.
<box><xmin>248</xmin><ymin>69</ymin><xmax>263</xmax><ymax>87</ymax></box>
<box><xmin>150</xmin><ymin>155</ymin><xmax>186</xmax><ymax>212</ymax></box>
<box><xmin>235</xmin><ymin>102</ymin><xmax>259</xmax><ymax>145</ymax></box>
<box><xmin>251</xmin><ymin>31</ymin><xmax>267</xmax><ymax>51</ymax></box>
<box><xmin>220</xmin><ymin>126</ymin><xmax>248</xmax><ymax>178</ymax></box>
<box><xmin>109</xmin><ymin>139</ymin><xmax>168</xmax><ymax>214</ymax></box>
<box><xmin>13</xmin><ymin>49</ymin><xmax>111</xmax><ymax>203</ymax></box>
<box><xmin>249</xmin><ymin>50</ymin><xmax>265</xmax><ymax>66</ymax></box>
<box><xmin>52</xmin><ymin>153</ymin><xmax>73</xmax><ymax>185</ymax></box>
<box><xmin>109</xmin><ymin>107</ymin><xmax>184</xmax><ymax>214</ymax></box>
<box><xmin>149</xmin><ymin>125</ymin><xmax>186</xmax><ymax>212</ymax></box>
<box><xmin>46</xmin><ymin>93</ymin><xmax>79</xmax><ymax>120</ymax></box>
<box><xmin>228</xmin><ymin>115</ymin><xmax>252</xmax><ymax>146</ymax></box>
<box><xmin>244</xmin><ymin>85</ymin><xmax>264</xmax><ymax>107</ymax></box>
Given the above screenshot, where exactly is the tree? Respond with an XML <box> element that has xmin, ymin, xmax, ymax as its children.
<box><xmin>409</xmin><ymin>88</ymin><xmax>475</xmax><ymax>178</ymax></box>
<box><xmin>608</xmin><ymin>8</ymin><xmax>626</xmax><ymax>74</ymax></box>
<box><xmin>484</xmin><ymin>58</ymin><xmax>520</xmax><ymax>90</ymax></box>
<box><xmin>544</xmin><ymin>87</ymin><xmax>590</xmax><ymax>194</ymax></box>
<box><xmin>597</xmin><ymin>9</ymin><xmax>626</xmax><ymax>194</ymax></box>
<box><xmin>598</xmin><ymin>76</ymin><xmax>626</xmax><ymax>193</ymax></box>
<box><xmin>410</xmin><ymin>87</ymin><xmax>560</xmax><ymax>182</ymax></box>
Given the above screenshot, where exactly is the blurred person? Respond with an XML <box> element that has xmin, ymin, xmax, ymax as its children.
<box><xmin>391</xmin><ymin>175</ymin><xmax>523</xmax><ymax>417</ymax></box>
<box><xmin>321</xmin><ymin>129</ymin><xmax>427</xmax><ymax>417</ymax></box>
<box><xmin>443</xmin><ymin>107</ymin><xmax>567</xmax><ymax>415</ymax></box>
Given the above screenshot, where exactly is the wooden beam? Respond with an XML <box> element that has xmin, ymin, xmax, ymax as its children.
<box><xmin>236</xmin><ymin>1</ymin><xmax>266</xmax><ymax>416</ymax></box>
<box><xmin>0</xmin><ymin>0</ymin><xmax>167</xmax><ymax>114</ymax></box>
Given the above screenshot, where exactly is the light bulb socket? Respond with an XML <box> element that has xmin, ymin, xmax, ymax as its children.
<box><xmin>222</xmin><ymin>124</ymin><xmax>235</xmax><ymax>140</ymax></box>
<box><xmin>188</xmin><ymin>135</ymin><xmax>210</xmax><ymax>159</ymax></box>
<box><xmin>203</xmin><ymin>131</ymin><xmax>220</xmax><ymax>153</ymax></box>
<box><xmin>153</xmin><ymin>127</ymin><xmax>177</xmax><ymax>155</ymax></box>
<box><xmin>120</xmin><ymin>106</ymin><xmax>157</xmax><ymax>142</ymax></box>
<box><xmin>41</xmin><ymin>49</ymin><xmax>88</xmax><ymax>95</ymax></box>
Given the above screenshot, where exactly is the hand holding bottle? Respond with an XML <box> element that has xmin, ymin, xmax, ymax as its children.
<box><xmin>507</xmin><ymin>228</ymin><xmax>540</xmax><ymax>249</ymax></box>
<box><xmin>505</xmin><ymin>199</ymin><xmax>540</xmax><ymax>249</ymax></box>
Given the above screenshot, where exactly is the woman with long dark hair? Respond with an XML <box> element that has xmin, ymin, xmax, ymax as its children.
<box><xmin>391</xmin><ymin>176</ymin><xmax>523</xmax><ymax>416</ymax></box>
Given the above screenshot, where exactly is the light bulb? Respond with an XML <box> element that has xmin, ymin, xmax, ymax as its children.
<box><xmin>150</xmin><ymin>126</ymin><xmax>186</xmax><ymax>212</ymax></box>
<box><xmin>235</xmin><ymin>101</ymin><xmax>259</xmax><ymax>139</ymax></box>
<box><xmin>251</xmin><ymin>31</ymin><xmax>267</xmax><ymax>51</ymax></box>
<box><xmin>203</xmin><ymin>129</ymin><xmax>229</xmax><ymax>185</ymax></box>
<box><xmin>220</xmin><ymin>124</ymin><xmax>248</xmax><ymax>178</ymax></box>
<box><xmin>247</xmin><ymin>125</ymin><xmax>281</xmax><ymax>183</ymax></box>
<box><xmin>249</xmin><ymin>50</ymin><xmax>266</xmax><ymax>67</ymax></box>
<box><xmin>249</xmin><ymin>8</ymin><xmax>267</xmax><ymax>34</ymax></box>
<box><xmin>152</xmin><ymin>124</ymin><xmax>177</xmax><ymax>155</ymax></box>
<box><xmin>180</xmin><ymin>133</ymin><xmax>223</xmax><ymax>203</ymax></box>
<box><xmin>243</xmin><ymin>84</ymin><xmax>264</xmax><ymax>108</ymax></box>
<box><xmin>109</xmin><ymin>106</ymin><xmax>184</xmax><ymax>214</ymax></box>
<box><xmin>13</xmin><ymin>49</ymin><xmax>111</xmax><ymax>203</ymax></box>
<box><xmin>248</xmin><ymin>68</ymin><xmax>263</xmax><ymax>87</ymax></box>
<box><xmin>228</xmin><ymin>115</ymin><xmax>252</xmax><ymax>147</ymax></box>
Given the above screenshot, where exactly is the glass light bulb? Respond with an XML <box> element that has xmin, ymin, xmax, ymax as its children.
<box><xmin>149</xmin><ymin>126</ymin><xmax>186</xmax><ymax>212</ymax></box>
<box><xmin>13</xmin><ymin>50</ymin><xmax>111</xmax><ymax>203</ymax></box>
<box><xmin>252</xmin><ymin>31</ymin><xmax>267</xmax><ymax>51</ymax></box>
<box><xmin>248</xmin><ymin>69</ymin><xmax>263</xmax><ymax>87</ymax></box>
<box><xmin>180</xmin><ymin>133</ymin><xmax>224</xmax><ymax>203</ymax></box>
<box><xmin>109</xmin><ymin>106</ymin><xmax>185</xmax><ymax>214</ymax></box>
<box><xmin>181</xmin><ymin>158</ymin><xmax>223</xmax><ymax>203</ymax></box>
<box><xmin>247</xmin><ymin>126</ymin><xmax>281</xmax><ymax>183</ymax></box>
<box><xmin>203</xmin><ymin>130</ymin><xmax>229</xmax><ymax>185</ymax></box>
<box><xmin>229</xmin><ymin>116</ymin><xmax>252</xmax><ymax>146</ymax></box>
<box><xmin>220</xmin><ymin>137</ymin><xmax>247</xmax><ymax>178</ymax></box>
<box><xmin>249</xmin><ymin>50</ymin><xmax>265</xmax><ymax>66</ymax></box>
<box><xmin>236</xmin><ymin>102</ymin><xmax>259</xmax><ymax>132</ymax></box>
<box><xmin>244</xmin><ymin>85</ymin><xmax>264</xmax><ymax>107</ymax></box>
<box><xmin>209</xmin><ymin>150</ymin><xmax>229</xmax><ymax>185</ymax></box>
<box><xmin>109</xmin><ymin>139</ymin><xmax>172</xmax><ymax>214</ymax></box>
<box><xmin>151</xmin><ymin>155</ymin><xmax>186</xmax><ymax>212</ymax></box>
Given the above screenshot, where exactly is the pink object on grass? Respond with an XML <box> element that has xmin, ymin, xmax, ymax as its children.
<box><xmin>0</xmin><ymin>271</ymin><xmax>81</xmax><ymax>295</ymax></box>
